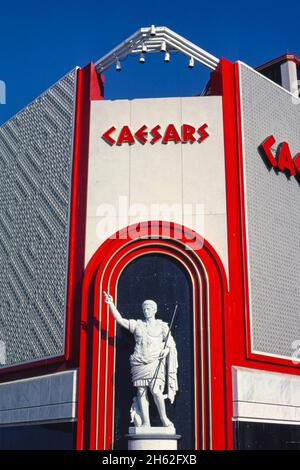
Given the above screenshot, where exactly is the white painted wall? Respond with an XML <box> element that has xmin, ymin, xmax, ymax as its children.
<box><xmin>86</xmin><ymin>97</ymin><xmax>228</xmax><ymax>274</ymax></box>
<box><xmin>233</xmin><ymin>367</ymin><xmax>300</xmax><ymax>424</ymax></box>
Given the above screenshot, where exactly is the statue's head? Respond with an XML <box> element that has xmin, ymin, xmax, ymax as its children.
<box><xmin>142</xmin><ymin>300</ymin><xmax>157</xmax><ymax>319</ymax></box>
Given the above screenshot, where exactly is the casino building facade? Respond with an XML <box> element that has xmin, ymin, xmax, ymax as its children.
<box><xmin>0</xmin><ymin>26</ymin><xmax>300</xmax><ymax>450</ymax></box>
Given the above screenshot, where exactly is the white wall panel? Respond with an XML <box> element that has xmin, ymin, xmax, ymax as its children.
<box><xmin>233</xmin><ymin>367</ymin><xmax>300</xmax><ymax>424</ymax></box>
<box><xmin>86</xmin><ymin>97</ymin><xmax>228</xmax><ymax>275</ymax></box>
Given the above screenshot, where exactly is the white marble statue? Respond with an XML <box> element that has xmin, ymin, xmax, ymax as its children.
<box><xmin>104</xmin><ymin>293</ymin><xmax>178</xmax><ymax>428</ymax></box>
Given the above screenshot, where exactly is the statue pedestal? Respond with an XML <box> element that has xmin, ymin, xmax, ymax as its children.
<box><xmin>126</xmin><ymin>426</ymin><xmax>181</xmax><ymax>450</ymax></box>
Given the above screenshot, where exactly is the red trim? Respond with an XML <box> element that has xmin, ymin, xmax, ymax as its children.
<box><xmin>65</xmin><ymin>63</ymin><xmax>104</xmax><ymax>365</ymax></box>
<box><xmin>233</xmin><ymin>62</ymin><xmax>300</xmax><ymax>368</ymax></box>
<box><xmin>233</xmin><ymin>61</ymin><xmax>252</xmax><ymax>364</ymax></box>
<box><xmin>256</xmin><ymin>53</ymin><xmax>300</xmax><ymax>71</ymax></box>
<box><xmin>0</xmin><ymin>356</ymin><xmax>68</xmax><ymax>383</ymax></box>
<box><xmin>102</xmin><ymin>245</ymin><xmax>205</xmax><ymax>449</ymax></box>
<box><xmin>211</xmin><ymin>56</ymin><xmax>300</xmax><ymax>450</ymax></box>
<box><xmin>76</xmin><ymin>221</ymin><xmax>228</xmax><ymax>450</ymax></box>
<box><xmin>94</xmin><ymin>244</ymin><xmax>205</xmax><ymax>450</ymax></box>
<box><xmin>211</xmin><ymin>59</ymin><xmax>246</xmax><ymax>449</ymax></box>
<box><xmin>0</xmin><ymin>64</ymin><xmax>104</xmax><ymax>382</ymax></box>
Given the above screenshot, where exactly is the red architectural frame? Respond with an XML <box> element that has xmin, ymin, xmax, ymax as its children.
<box><xmin>211</xmin><ymin>59</ymin><xmax>300</xmax><ymax>449</ymax></box>
<box><xmin>233</xmin><ymin>63</ymin><xmax>300</xmax><ymax>368</ymax></box>
<box><xmin>76</xmin><ymin>222</ymin><xmax>228</xmax><ymax>450</ymax></box>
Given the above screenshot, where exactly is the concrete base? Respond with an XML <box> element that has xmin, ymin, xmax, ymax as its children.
<box><xmin>127</xmin><ymin>427</ymin><xmax>181</xmax><ymax>450</ymax></box>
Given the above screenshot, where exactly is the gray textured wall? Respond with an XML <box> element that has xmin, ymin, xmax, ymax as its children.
<box><xmin>239</xmin><ymin>62</ymin><xmax>300</xmax><ymax>359</ymax></box>
<box><xmin>0</xmin><ymin>70</ymin><xmax>77</xmax><ymax>367</ymax></box>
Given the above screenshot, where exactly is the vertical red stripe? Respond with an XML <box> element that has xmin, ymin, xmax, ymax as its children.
<box><xmin>74</xmin><ymin>64</ymin><xmax>104</xmax><ymax>450</ymax></box>
<box><xmin>211</xmin><ymin>58</ymin><xmax>247</xmax><ymax>449</ymax></box>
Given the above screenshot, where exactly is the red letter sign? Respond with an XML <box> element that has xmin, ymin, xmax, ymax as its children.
<box><xmin>162</xmin><ymin>124</ymin><xmax>181</xmax><ymax>144</ymax></box>
<box><xmin>135</xmin><ymin>125</ymin><xmax>148</xmax><ymax>144</ymax></box>
<box><xmin>182</xmin><ymin>124</ymin><xmax>196</xmax><ymax>143</ymax></box>
<box><xmin>150</xmin><ymin>125</ymin><xmax>162</xmax><ymax>144</ymax></box>
<box><xmin>259</xmin><ymin>136</ymin><xmax>300</xmax><ymax>181</ymax></box>
<box><xmin>102</xmin><ymin>126</ymin><xmax>116</xmax><ymax>145</ymax></box>
<box><xmin>198</xmin><ymin>124</ymin><xmax>209</xmax><ymax>143</ymax></box>
<box><xmin>294</xmin><ymin>153</ymin><xmax>300</xmax><ymax>176</ymax></box>
<box><xmin>117</xmin><ymin>126</ymin><xmax>135</xmax><ymax>145</ymax></box>
<box><xmin>259</xmin><ymin>135</ymin><xmax>277</xmax><ymax>167</ymax></box>
<box><xmin>277</xmin><ymin>142</ymin><xmax>296</xmax><ymax>176</ymax></box>
<box><xmin>102</xmin><ymin>123</ymin><xmax>210</xmax><ymax>146</ymax></box>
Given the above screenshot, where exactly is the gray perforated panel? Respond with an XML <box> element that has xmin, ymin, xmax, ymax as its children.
<box><xmin>239</xmin><ymin>62</ymin><xmax>300</xmax><ymax>359</ymax></box>
<box><xmin>0</xmin><ymin>70</ymin><xmax>77</xmax><ymax>366</ymax></box>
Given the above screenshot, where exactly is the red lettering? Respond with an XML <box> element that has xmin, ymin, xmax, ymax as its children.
<box><xmin>103</xmin><ymin>123</ymin><xmax>211</xmax><ymax>145</ymax></box>
<box><xmin>277</xmin><ymin>142</ymin><xmax>296</xmax><ymax>176</ymax></box>
<box><xmin>135</xmin><ymin>125</ymin><xmax>148</xmax><ymax>144</ymax></box>
<box><xmin>150</xmin><ymin>125</ymin><xmax>162</xmax><ymax>144</ymax></box>
<box><xmin>117</xmin><ymin>126</ymin><xmax>135</xmax><ymax>145</ymax></box>
<box><xmin>182</xmin><ymin>124</ymin><xmax>196</xmax><ymax>143</ymax></box>
<box><xmin>260</xmin><ymin>135</ymin><xmax>277</xmax><ymax>167</ymax></box>
<box><xmin>102</xmin><ymin>126</ymin><xmax>116</xmax><ymax>145</ymax></box>
<box><xmin>162</xmin><ymin>124</ymin><xmax>181</xmax><ymax>144</ymax></box>
<box><xmin>197</xmin><ymin>124</ymin><xmax>209</xmax><ymax>143</ymax></box>
<box><xmin>294</xmin><ymin>153</ymin><xmax>300</xmax><ymax>175</ymax></box>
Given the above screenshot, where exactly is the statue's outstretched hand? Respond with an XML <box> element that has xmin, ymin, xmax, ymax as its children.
<box><xmin>103</xmin><ymin>292</ymin><xmax>128</xmax><ymax>329</ymax></box>
<box><xmin>104</xmin><ymin>291</ymin><xmax>113</xmax><ymax>305</ymax></box>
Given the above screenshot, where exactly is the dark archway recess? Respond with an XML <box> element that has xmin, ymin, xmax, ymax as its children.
<box><xmin>77</xmin><ymin>222</ymin><xmax>228</xmax><ymax>450</ymax></box>
<box><xmin>114</xmin><ymin>253</ymin><xmax>195</xmax><ymax>450</ymax></box>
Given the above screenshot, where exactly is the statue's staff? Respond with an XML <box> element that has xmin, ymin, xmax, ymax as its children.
<box><xmin>150</xmin><ymin>302</ymin><xmax>178</xmax><ymax>396</ymax></box>
<box><xmin>105</xmin><ymin>292</ymin><xmax>177</xmax><ymax>427</ymax></box>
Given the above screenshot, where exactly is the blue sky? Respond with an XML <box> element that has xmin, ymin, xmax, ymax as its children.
<box><xmin>0</xmin><ymin>0</ymin><xmax>299</xmax><ymax>124</ymax></box>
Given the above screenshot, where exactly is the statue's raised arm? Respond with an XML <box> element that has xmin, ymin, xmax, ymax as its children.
<box><xmin>104</xmin><ymin>291</ymin><xmax>130</xmax><ymax>330</ymax></box>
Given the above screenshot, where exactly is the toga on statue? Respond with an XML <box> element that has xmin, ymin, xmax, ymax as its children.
<box><xmin>104</xmin><ymin>293</ymin><xmax>178</xmax><ymax>428</ymax></box>
<box><xmin>129</xmin><ymin>317</ymin><xmax>178</xmax><ymax>402</ymax></box>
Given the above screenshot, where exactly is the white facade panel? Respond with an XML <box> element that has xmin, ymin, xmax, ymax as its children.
<box><xmin>129</xmin><ymin>98</ymin><xmax>182</xmax><ymax>207</ymax></box>
<box><xmin>85</xmin><ymin>97</ymin><xmax>228</xmax><ymax>275</ymax></box>
<box><xmin>233</xmin><ymin>367</ymin><xmax>300</xmax><ymax>424</ymax></box>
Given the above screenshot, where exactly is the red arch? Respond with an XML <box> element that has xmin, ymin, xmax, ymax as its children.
<box><xmin>76</xmin><ymin>221</ymin><xmax>229</xmax><ymax>450</ymax></box>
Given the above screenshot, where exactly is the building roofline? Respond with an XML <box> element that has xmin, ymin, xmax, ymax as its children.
<box><xmin>256</xmin><ymin>53</ymin><xmax>300</xmax><ymax>71</ymax></box>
